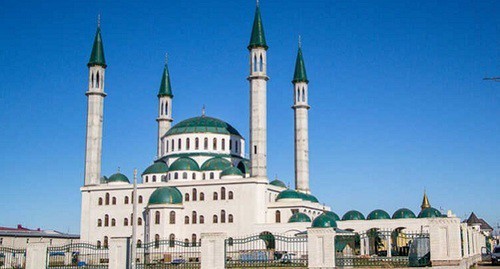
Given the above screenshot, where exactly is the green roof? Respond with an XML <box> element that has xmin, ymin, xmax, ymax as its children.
<box><xmin>342</xmin><ymin>210</ymin><xmax>365</xmax><ymax>221</ymax></box>
<box><xmin>169</xmin><ymin>157</ymin><xmax>200</xmax><ymax>171</ymax></box>
<box><xmin>288</xmin><ymin>212</ymin><xmax>311</xmax><ymax>223</ymax></box>
<box><xmin>367</xmin><ymin>209</ymin><xmax>391</xmax><ymax>220</ymax></box>
<box><xmin>201</xmin><ymin>157</ymin><xmax>231</xmax><ymax>171</ymax></box>
<box><xmin>158</xmin><ymin>63</ymin><xmax>173</xmax><ymax>97</ymax></box>
<box><xmin>88</xmin><ymin>27</ymin><xmax>106</xmax><ymax>68</ymax></box>
<box><xmin>312</xmin><ymin>213</ymin><xmax>338</xmax><ymax>228</ymax></box>
<box><xmin>392</xmin><ymin>208</ymin><xmax>416</xmax><ymax>219</ymax></box>
<box><xmin>142</xmin><ymin>162</ymin><xmax>168</xmax><ymax>175</ymax></box>
<box><xmin>107</xmin><ymin>173</ymin><xmax>129</xmax><ymax>183</ymax></box>
<box><xmin>148</xmin><ymin>187</ymin><xmax>183</xmax><ymax>205</ymax></box>
<box><xmin>300</xmin><ymin>193</ymin><xmax>319</xmax><ymax>203</ymax></box>
<box><xmin>269</xmin><ymin>179</ymin><xmax>287</xmax><ymax>188</ymax></box>
<box><xmin>276</xmin><ymin>189</ymin><xmax>302</xmax><ymax>201</ymax></box>
<box><xmin>325</xmin><ymin>211</ymin><xmax>341</xmax><ymax>221</ymax></box>
<box><xmin>418</xmin><ymin>207</ymin><xmax>441</xmax><ymax>218</ymax></box>
<box><xmin>165</xmin><ymin>116</ymin><xmax>241</xmax><ymax>137</ymax></box>
<box><xmin>248</xmin><ymin>6</ymin><xmax>268</xmax><ymax>50</ymax></box>
<box><xmin>292</xmin><ymin>47</ymin><xmax>308</xmax><ymax>83</ymax></box>
<box><xmin>220</xmin><ymin>167</ymin><xmax>244</xmax><ymax>177</ymax></box>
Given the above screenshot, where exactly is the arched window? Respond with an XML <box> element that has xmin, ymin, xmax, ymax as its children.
<box><xmin>185</xmin><ymin>216</ymin><xmax>190</xmax><ymax>224</ymax></box>
<box><xmin>136</xmin><ymin>240</ymin><xmax>142</xmax><ymax>248</ymax></box>
<box><xmin>124</xmin><ymin>218</ymin><xmax>128</xmax><ymax>226</ymax></box>
<box><xmin>195</xmin><ymin>138</ymin><xmax>199</xmax><ymax>149</ymax></box>
<box><xmin>138</xmin><ymin>196</ymin><xmax>143</xmax><ymax>204</ymax></box>
<box><xmin>97</xmin><ymin>240</ymin><xmax>101</xmax><ymax>248</ymax></box>
<box><xmin>192</xmin><ymin>211</ymin><xmax>197</xmax><ymax>224</ymax></box>
<box><xmin>166</xmin><ymin>140</ymin><xmax>169</xmax><ymax>152</ymax></box>
<box><xmin>302</xmin><ymin>88</ymin><xmax>306</xmax><ymax>102</ymax></box>
<box><xmin>91</xmin><ymin>73</ymin><xmax>94</xmax><ymax>88</ymax></box>
<box><xmin>260</xmin><ymin>54</ymin><xmax>264</xmax><ymax>71</ymax></box>
<box><xmin>200</xmin><ymin>192</ymin><xmax>205</xmax><ymax>201</ymax></box>
<box><xmin>168</xmin><ymin>173</ymin><xmax>171</xmax><ymax>180</ymax></box>
<box><xmin>192</xmin><ymin>173</ymin><xmax>196</xmax><ymax>180</ymax></box>
<box><xmin>96</xmin><ymin>71</ymin><xmax>100</xmax><ymax>87</ymax></box>
<box><xmin>192</xmin><ymin>234</ymin><xmax>197</xmax><ymax>246</ymax></box>
<box><xmin>111</xmin><ymin>218</ymin><xmax>116</xmax><ymax>227</ymax></box>
<box><xmin>213</xmin><ymin>192</ymin><xmax>218</xmax><ymax>200</ymax></box>
<box><xmin>178</xmin><ymin>138</ymin><xmax>181</xmax><ymax>150</ymax></box>
<box><xmin>213</xmin><ymin>215</ymin><xmax>218</xmax><ymax>223</ymax></box>
<box><xmin>138</xmin><ymin>217</ymin><xmax>142</xmax><ymax>226</ymax></box>
<box><xmin>112</xmin><ymin>197</ymin><xmax>116</xmax><ymax>205</ymax></box>
<box><xmin>228</xmin><ymin>214</ymin><xmax>234</xmax><ymax>223</ymax></box>
<box><xmin>103</xmin><ymin>236</ymin><xmax>108</xmax><ymax>248</ymax></box>
<box><xmin>220</xmin><ymin>187</ymin><xmax>226</xmax><ymax>200</ymax></box>
<box><xmin>204</xmin><ymin>138</ymin><xmax>208</xmax><ymax>150</ymax></box>
<box><xmin>174</xmin><ymin>173</ymin><xmax>178</xmax><ymax>180</ymax></box>
<box><xmin>97</xmin><ymin>219</ymin><xmax>102</xmax><ymax>227</ymax></box>
<box><xmin>210</xmin><ymin>172</ymin><xmax>214</xmax><ymax>179</ymax></box>
<box><xmin>161</xmin><ymin>103</ymin><xmax>164</xmax><ymax>115</ymax></box>
<box><xmin>222</xmin><ymin>139</ymin><xmax>225</xmax><ymax>150</ymax></box>
<box><xmin>184</xmin><ymin>239</ymin><xmax>189</xmax><ymax>246</ymax></box>
<box><xmin>202</xmin><ymin>173</ymin><xmax>206</xmax><ymax>180</ymax></box>
<box><xmin>165</xmin><ymin>102</ymin><xmax>168</xmax><ymax>116</ymax></box>
<box><xmin>253</xmin><ymin>54</ymin><xmax>257</xmax><ymax>72</ymax></box>
<box><xmin>192</xmin><ymin>189</ymin><xmax>197</xmax><ymax>201</ymax></box>
<box><xmin>105</xmin><ymin>193</ymin><xmax>110</xmax><ymax>205</ymax></box>
<box><xmin>186</xmin><ymin>138</ymin><xmax>190</xmax><ymax>150</ymax></box>
<box><xmin>213</xmin><ymin>138</ymin><xmax>217</xmax><ymax>150</ymax></box>
<box><xmin>169</xmin><ymin>211</ymin><xmax>176</xmax><ymax>224</ymax></box>
<box><xmin>104</xmin><ymin>215</ymin><xmax>109</xmax><ymax>226</ymax></box>
<box><xmin>275</xmin><ymin>210</ymin><xmax>281</xmax><ymax>223</ymax></box>
<box><xmin>185</xmin><ymin>193</ymin><xmax>190</xmax><ymax>202</ymax></box>
<box><xmin>169</xmin><ymin>234</ymin><xmax>175</xmax><ymax>248</ymax></box>
<box><xmin>98</xmin><ymin>197</ymin><xmax>103</xmax><ymax>205</ymax></box>
<box><xmin>235</xmin><ymin>141</ymin><xmax>239</xmax><ymax>153</ymax></box>
<box><xmin>199</xmin><ymin>215</ymin><xmax>204</xmax><ymax>224</ymax></box>
<box><xmin>152</xmin><ymin>175</ymin><xmax>156</xmax><ymax>182</ymax></box>
<box><xmin>161</xmin><ymin>175</ymin><xmax>166</xmax><ymax>182</ymax></box>
<box><xmin>155</xmin><ymin>211</ymin><xmax>161</xmax><ymax>224</ymax></box>
<box><xmin>182</xmin><ymin>172</ymin><xmax>187</xmax><ymax>179</ymax></box>
<box><xmin>229</xmin><ymin>139</ymin><xmax>232</xmax><ymax>150</ymax></box>
<box><xmin>155</xmin><ymin>234</ymin><xmax>160</xmax><ymax>248</ymax></box>
<box><xmin>171</xmin><ymin>139</ymin><xmax>174</xmax><ymax>151</ymax></box>
<box><xmin>228</xmin><ymin>191</ymin><xmax>234</xmax><ymax>200</ymax></box>
<box><xmin>124</xmin><ymin>196</ymin><xmax>129</xmax><ymax>204</ymax></box>
<box><xmin>221</xmin><ymin>210</ymin><xmax>226</xmax><ymax>223</ymax></box>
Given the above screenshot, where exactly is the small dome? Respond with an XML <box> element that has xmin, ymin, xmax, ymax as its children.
<box><xmin>288</xmin><ymin>212</ymin><xmax>311</xmax><ymax>223</ymax></box>
<box><xmin>392</xmin><ymin>208</ymin><xmax>416</xmax><ymax>219</ymax></box>
<box><xmin>107</xmin><ymin>173</ymin><xmax>130</xmax><ymax>183</ymax></box>
<box><xmin>148</xmin><ymin>187</ymin><xmax>183</xmax><ymax>205</ymax></box>
<box><xmin>165</xmin><ymin>116</ymin><xmax>241</xmax><ymax>137</ymax></box>
<box><xmin>169</xmin><ymin>157</ymin><xmax>200</xmax><ymax>171</ymax></box>
<box><xmin>325</xmin><ymin>211</ymin><xmax>341</xmax><ymax>221</ymax></box>
<box><xmin>276</xmin><ymin>189</ymin><xmax>302</xmax><ymax>201</ymax></box>
<box><xmin>300</xmin><ymin>193</ymin><xmax>319</xmax><ymax>203</ymax></box>
<box><xmin>142</xmin><ymin>162</ymin><xmax>168</xmax><ymax>175</ymax></box>
<box><xmin>418</xmin><ymin>207</ymin><xmax>441</xmax><ymax>218</ymax></box>
<box><xmin>342</xmin><ymin>210</ymin><xmax>365</xmax><ymax>221</ymax></box>
<box><xmin>269</xmin><ymin>179</ymin><xmax>287</xmax><ymax>188</ymax></box>
<box><xmin>201</xmin><ymin>157</ymin><xmax>231</xmax><ymax>171</ymax></box>
<box><xmin>312</xmin><ymin>213</ymin><xmax>338</xmax><ymax>228</ymax></box>
<box><xmin>367</xmin><ymin>209</ymin><xmax>391</xmax><ymax>220</ymax></box>
<box><xmin>220</xmin><ymin>167</ymin><xmax>244</xmax><ymax>177</ymax></box>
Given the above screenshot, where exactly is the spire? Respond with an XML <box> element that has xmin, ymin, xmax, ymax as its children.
<box><xmin>87</xmin><ymin>17</ymin><xmax>106</xmax><ymax>68</ymax></box>
<box><xmin>158</xmin><ymin>56</ymin><xmax>173</xmax><ymax>97</ymax></box>
<box><xmin>421</xmin><ymin>190</ymin><xmax>431</xmax><ymax>210</ymax></box>
<box><xmin>292</xmin><ymin>44</ymin><xmax>308</xmax><ymax>83</ymax></box>
<box><xmin>248</xmin><ymin>5</ymin><xmax>268</xmax><ymax>50</ymax></box>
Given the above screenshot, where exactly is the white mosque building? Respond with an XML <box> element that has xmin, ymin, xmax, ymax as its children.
<box><xmin>79</xmin><ymin>5</ymin><xmax>487</xmax><ymax>265</ymax></box>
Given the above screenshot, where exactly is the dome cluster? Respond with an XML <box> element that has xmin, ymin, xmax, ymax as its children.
<box><xmin>336</xmin><ymin>207</ymin><xmax>445</xmax><ymax>221</ymax></box>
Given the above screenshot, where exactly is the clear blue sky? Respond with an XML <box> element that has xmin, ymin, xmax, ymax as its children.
<box><xmin>0</xmin><ymin>0</ymin><xmax>498</xmax><ymax>234</ymax></box>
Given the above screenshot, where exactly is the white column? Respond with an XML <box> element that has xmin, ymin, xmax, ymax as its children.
<box><xmin>461</xmin><ymin>223</ymin><xmax>469</xmax><ymax>258</ymax></box>
<box><xmin>386</xmin><ymin>235</ymin><xmax>392</xmax><ymax>257</ymax></box>
<box><xmin>26</xmin><ymin>242</ymin><xmax>49</xmax><ymax>269</ymax></box>
<box><xmin>109</xmin><ymin>237</ymin><xmax>130</xmax><ymax>269</ymax></box>
<box><xmin>201</xmin><ymin>232</ymin><xmax>226</xmax><ymax>269</ymax></box>
<box><xmin>360</xmin><ymin>237</ymin><xmax>365</xmax><ymax>255</ymax></box>
<box><xmin>307</xmin><ymin>228</ymin><xmax>336</xmax><ymax>268</ymax></box>
<box><xmin>293</xmin><ymin>82</ymin><xmax>310</xmax><ymax>193</ymax></box>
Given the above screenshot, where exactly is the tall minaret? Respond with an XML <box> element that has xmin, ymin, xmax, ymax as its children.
<box><xmin>84</xmin><ymin>20</ymin><xmax>107</xmax><ymax>186</ymax></box>
<box><xmin>292</xmin><ymin>38</ymin><xmax>310</xmax><ymax>193</ymax></box>
<box><xmin>156</xmin><ymin>54</ymin><xmax>174</xmax><ymax>158</ymax></box>
<box><xmin>248</xmin><ymin>3</ymin><xmax>268</xmax><ymax>178</ymax></box>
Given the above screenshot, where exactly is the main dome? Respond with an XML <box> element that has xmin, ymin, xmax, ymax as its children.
<box><xmin>165</xmin><ymin>116</ymin><xmax>242</xmax><ymax>137</ymax></box>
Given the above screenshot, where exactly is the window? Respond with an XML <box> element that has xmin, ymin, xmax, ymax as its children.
<box><xmin>228</xmin><ymin>191</ymin><xmax>234</xmax><ymax>200</ymax></box>
<box><xmin>182</xmin><ymin>172</ymin><xmax>187</xmax><ymax>179</ymax></box>
<box><xmin>98</xmin><ymin>198</ymin><xmax>103</xmax><ymax>205</ymax></box>
<box><xmin>199</xmin><ymin>215</ymin><xmax>204</xmax><ymax>224</ymax></box>
<box><xmin>137</xmin><ymin>240</ymin><xmax>142</xmax><ymax>248</ymax></box>
<box><xmin>228</xmin><ymin>214</ymin><xmax>234</xmax><ymax>223</ymax></box>
<box><xmin>96</xmin><ymin>72</ymin><xmax>100</xmax><ymax>87</ymax></box>
<box><xmin>161</xmin><ymin>175</ymin><xmax>166</xmax><ymax>182</ymax></box>
<box><xmin>192</xmin><ymin>173</ymin><xmax>196</xmax><ymax>180</ymax></box>
<box><xmin>192</xmin><ymin>211</ymin><xmax>197</xmax><ymax>224</ymax></box>
<box><xmin>155</xmin><ymin>234</ymin><xmax>160</xmax><ymax>248</ymax></box>
<box><xmin>97</xmin><ymin>240</ymin><xmax>101</xmax><ymax>248</ymax></box>
<box><xmin>221</xmin><ymin>210</ymin><xmax>226</xmax><ymax>223</ymax></box>
<box><xmin>165</xmin><ymin>102</ymin><xmax>168</xmax><ymax>115</ymax></box>
<box><xmin>112</xmin><ymin>197</ymin><xmax>116</xmax><ymax>205</ymax></box>
<box><xmin>204</xmin><ymin>138</ymin><xmax>208</xmax><ymax>150</ymax></box>
<box><xmin>104</xmin><ymin>215</ymin><xmax>109</xmax><ymax>226</ymax></box>
<box><xmin>260</xmin><ymin>54</ymin><xmax>264</xmax><ymax>71</ymax></box>
<box><xmin>155</xmin><ymin>211</ymin><xmax>161</xmax><ymax>224</ymax></box>
<box><xmin>200</xmin><ymin>192</ymin><xmax>205</xmax><ymax>201</ymax></box>
<box><xmin>169</xmin><ymin>211</ymin><xmax>176</xmax><ymax>224</ymax></box>
<box><xmin>210</xmin><ymin>172</ymin><xmax>214</xmax><ymax>179</ymax></box>
<box><xmin>195</xmin><ymin>138</ymin><xmax>199</xmax><ymax>149</ymax></box>
<box><xmin>229</xmin><ymin>139</ymin><xmax>232</xmax><ymax>150</ymax></box>
<box><xmin>111</xmin><ymin>218</ymin><xmax>116</xmax><ymax>227</ymax></box>
<box><xmin>124</xmin><ymin>196</ymin><xmax>129</xmax><ymax>204</ymax></box>
<box><xmin>171</xmin><ymin>139</ymin><xmax>174</xmax><ymax>151</ymax></box>
<box><xmin>174</xmin><ymin>173</ymin><xmax>178</xmax><ymax>180</ymax></box>
<box><xmin>124</xmin><ymin>218</ymin><xmax>128</xmax><ymax>226</ymax></box>
<box><xmin>192</xmin><ymin>234</ymin><xmax>197</xmax><ymax>246</ymax></box>
<box><xmin>186</xmin><ymin>138</ymin><xmax>190</xmax><ymax>150</ymax></box>
<box><xmin>275</xmin><ymin>210</ymin><xmax>281</xmax><ymax>223</ymax></box>
<box><xmin>185</xmin><ymin>193</ymin><xmax>190</xmax><ymax>202</ymax></box>
<box><xmin>253</xmin><ymin>54</ymin><xmax>257</xmax><ymax>72</ymax></box>
<box><xmin>153</xmin><ymin>175</ymin><xmax>156</xmax><ymax>182</ymax></box>
<box><xmin>185</xmin><ymin>216</ymin><xmax>190</xmax><ymax>224</ymax></box>
<box><xmin>97</xmin><ymin>219</ymin><xmax>102</xmax><ymax>227</ymax></box>
<box><xmin>192</xmin><ymin>189</ymin><xmax>197</xmax><ymax>201</ymax></box>
<box><xmin>221</xmin><ymin>187</ymin><xmax>226</xmax><ymax>200</ymax></box>
<box><xmin>213</xmin><ymin>215</ymin><xmax>218</xmax><ymax>223</ymax></box>
<box><xmin>184</xmin><ymin>239</ymin><xmax>189</xmax><ymax>247</ymax></box>
<box><xmin>138</xmin><ymin>217</ymin><xmax>142</xmax><ymax>226</ymax></box>
<box><xmin>105</xmin><ymin>193</ymin><xmax>110</xmax><ymax>205</ymax></box>
<box><xmin>222</xmin><ymin>139</ymin><xmax>225</xmax><ymax>150</ymax></box>
<box><xmin>104</xmin><ymin>236</ymin><xmax>108</xmax><ymax>248</ymax></box>
<box><xmin>235</xmin><ymin>141</ymin><xmax>238</xmax><ymax>152</ymax></box>
<box><xmin>166</xmin><ymin>140</ymin><xmax>169</xmax><ymax>152</ymax></box>
<box><xmin>139</xmin><ymin>196</ymin><xmax>143</xmax><ymax>203</ymax></box>
<box><xmin>202</xmin><ymin>173</ymin><xmax>206</xmax><ymax>180</ymax></box>
<box><xmin>213</xmin><ymin>192</ymin><xmax>218</xmax><ymax>200</ymax></box>
<box><xmin>213</xmin><ymin>138</ymin><xmax>217</xmax><ymax>150</ymax></box>
<box><xmin>254</xmin><ymin>146</ymin><xmax>257</xmax><ymax>154</ymax></box>
<box><xmin>161</xmin><ymin>103</ymin><xmax>164</xmax><ymax>115</ymax></box>
<box><xmin>169</xmin><ymin>234</ymin><xmax>175</xmax><ymax>248</ymax></box>
<box><xmin>91</xmin><ymin>73</ymin><xmax>94</xmax><ymax>88</ymax></box>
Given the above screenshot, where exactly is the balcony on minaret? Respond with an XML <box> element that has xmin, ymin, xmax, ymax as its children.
<box><xmin>250</xmin><ymin>49</ymin><xmax>267</xmax><ymax>77</ymax></box>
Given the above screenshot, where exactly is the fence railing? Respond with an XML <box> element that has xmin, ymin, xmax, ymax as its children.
<box><xmin>336</xmin><ymin>255</ymin><xmax>410</xmax><ymax>267</ymax></box>
<box><xmin>225</xmin><ymin>233</ymin><xmax>308</xmax><ymax>268</ymax></box>
<box><xmin>46</xmin><ymin>243</ymin><xmax>109</xmax><ymax>268</ymax></box>
<box><xmin>135</xmin><ymin>239</ymin><xmax>201</xmax><ymax>268</ymax></box>
<box><xmin>0</xmin><ymin>247</ymin><xmax>26</xmax><ymax>269</ymax></box>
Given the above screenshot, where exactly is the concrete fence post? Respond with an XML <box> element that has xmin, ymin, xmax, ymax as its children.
<box><xmin>201</xmin><ymin>232</ymin><xmax>226</xmax><ymax>269</ymax></box>
<box><xmin>109</xmin><ymin>237</ymin><xmax>130</xmax><ymax>269</ymax></box>
<box><xmin>307</xmin><ymin>227</ymin><xmax>336</xmax><ymax>269</ymax></box>
<box><xmin>26</xmin><ymin>242</ymin><xmax>49</xmax><ymax>269</ymax></box>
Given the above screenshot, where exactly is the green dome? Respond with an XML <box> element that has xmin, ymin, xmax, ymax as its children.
<box><xmin>312</xmin><ymin>213</ymin><xmax>337</xmax><ymax>228</ymax></box>
<box><xmin>418</xmin><ymin>207</ymin><xmax>441</xmax><ymax>218</ymax></box>
<box><xmin>367</xmin><ymin>209</ymin><xmax>391</xmax><ymax>220</ymax></box>
<box><xmin>288</xmin><ymin>212</ymin><xmax>311</xmax><ymax>223</ymax></box>
<box><xmin>142</xmin><ymin>162</ymin><xmax>168</xmax><ymax>175</ymax></box>
<box><xmin>342</xmin><ymin>210</ymin><xmax>365</xmax><ymax>221</ymax></box>
<box><xmin>165</xmin><ymin>116</ymin><xmax>241</xmax><ymax>137</ymax></box>
<box><xmin>276</xmin><ymin>189</ymin><xmax>302</xmax><ymax>201</ymax></box>
<box><xmin>325</xmin><ymin>211</ymin><xmax>341</xmax><ymax>221</ymax></box>
<box><xmin>269</xmin><ymin>179</ymin><xmax>287</xmax><ymax>188</ymax></box>
<box><xmin>107</xmin><ymin>173</ymin><xmax>129</xmax><ymax>183</ymax></box>
<box><xmin>201</xmin><ymin>157</ymin><xmax>231</xmax><ymax>171</ymax></box>
<box><xmin>300</xmin><ymin>193</ymin><xmax>319</xmax><ymax>203</ymax></box>
<box><xmin>220</xmin><ymin>167</ymin><xmax>244</xmax><ymax>177</ymax></box>
<box><xmin>169</xmin><ymin>157</ymin><xmax>200</xmax><ymax>171</ymax></box>
<box><xmin>392</xmin><ymin>208</ymin><xmax>416</xmax><ymax>219</ymax></box>
<box><xmin>148</xmin><ymin>187</ymin><xmax>183</xmax><ymax>205</ymax></box>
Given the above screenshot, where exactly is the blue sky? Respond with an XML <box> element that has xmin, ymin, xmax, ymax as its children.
<box><xmin>0</xmin><ymin>0</ymin><xmax>498</xmax><ymax>234</ymax></box>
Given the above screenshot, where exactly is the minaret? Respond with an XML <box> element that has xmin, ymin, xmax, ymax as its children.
<box><xmin>421</xmin><ymin>190</ymin><xmax>431</xmax><ymax>210</ymax></box>
<box><xmin>248</xmin><ymin>3</ymin><xmax>268</xmax><ymax>178</ymax></box>
<box><xmin>156</xmin><ymin>54</ymin><xmax>174</xmax><ymax>158</ymax></box>
<box><xmin>292</xmin><ymin>38</ymin><xmax>311</xmax><ymax>193</ymax></box>
<box><xmin>84</xmin><ymin>20</ymin><xmax>107</xmax><ymax>186</ymax></box>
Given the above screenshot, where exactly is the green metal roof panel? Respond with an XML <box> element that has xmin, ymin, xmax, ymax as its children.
<box><xmin>201</xmin><ymin>157</ymin><xmax>231</xmax><ymax>171</ymax></box>
<box><xmin>292</xmin><ymin>47</ymin><xmax>308</xmax><ymax>83</ymax></box>
<box><xmin>342</xmin><ymin>210</ymin><xmax>365</xmax><ymax>221</ymax></box>
<box><xmin>248</xmin><ymin>6</ymin><xmax>268</xmax><ymax>50</ymax></box>
<box><xmin>276</xmin><ymin>189</ymin><xmax>302</xmax><ymax>201</ymax></box>
<box><xmin>88</xmin><ymin>27</ymin><xmax>106</xmax><ymax>67</ymax></box>
<box><xmin>392</xmin><ymin>208</ymin><xmax>416</xmax><ymax>219</ymax></box>
<box><xmin>142</xmin><ymin>162</ymin><xmax>168</xmax><ymax>175</ymax></box>
<box><xmin>220</xmin><ymin>167</ymin><xmax>244</xmax><ymax>177</ymax></box>
<box><xmin>169</xmin><ymin>157</ymin><xmax>200</xmax><ymax>171</ymax></box>
<box><xmin>158</xmin><ymin>64</ymin><xmax>173</xmax><ymax>97</ymax></box>
<box><xmin>269</xmin><ymin>179</ymin><xmax>287</xmax><ymax>188</ymax></box>
<box><xmin>367</xmin><ymin>209</ymin><xmax>391</xmax><ymax>220</ymax></box>
<box><xmin>418</xmin><ymin>207</ymin><xmax>441</xmax><ymax>218</ymax></box>
<box><xmin>312</xmin><ymin>213</ymin><xmax>338</xmax><ymax>228</ymax></box>
<box><xmin>148</xmin><ymin>187</ymin><xmax>182</xmax><ymax>205</ymax></box>
<box><xmin>288</xmin><ymin>212</ymin><xmax>311</xmax><ymax>223</ymax></box>
<box><xmin>165</xmin><ymin>116</ymin><xmax>242</xmax><ymax>137</ymax></box>
<box><xmin>107</xmin><ymin>173</ymin><xmax>129</xmax><ymax>183</ymax></box>
<box><xmin>300</xmin><ymin>192</ymin><xmax>319</xmax><ymax>203</ymax></box>
<box><xmin>325</xmin><ymin>211</ymin><xmax>341</xmax><ymax>222</ymax></box>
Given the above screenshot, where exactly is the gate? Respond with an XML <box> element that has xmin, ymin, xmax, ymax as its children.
<box><xmin>0</xmin><ymin>247</ymin><xmax>26</xmax><ymax>269</ymax></box>
<box><xmin>47</xmin><ymin>243</ymin><xmax>109</xmax><ymax>268</ymax></box>
<box><xmin>135</xmin><ymin>239</ymin><xmax>201</xmax><ymax>268</ymax></box>
<box><xmin>225</xmin><ymin>233</ymin><xmax>308</xmax><ymax>268</ymax></box>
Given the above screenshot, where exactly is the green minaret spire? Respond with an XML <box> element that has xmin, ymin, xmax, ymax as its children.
<box><xmin>248</xmin><ymin>4</ymin><xmax>268</xmax><ymax>50</ymax></box>
<box><xmin>87</xmin><ymin>26</ymin><xmax>106</xmax><ymax>68</ymax></box>
<box><xmin>158</xmin><ymin>58</ymin><xmax>173</xmax><ymax>97</ymax></box>
<box><xmin>292</xmin><ymin>44</ymin><xmax>308</xmax><ymax>83</ymax></box>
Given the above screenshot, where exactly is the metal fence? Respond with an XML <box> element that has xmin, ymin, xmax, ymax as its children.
<box><xmin>0</xmin><ymin>247</ymin><xmax>26</xmax><ymax>269</ymax></box>
<box><xmin>135</xmin><ymin>239</ymin><xmax>201</xmax><ymax>269</ymax></box>
<box><xmin>336</xmin><ymin>256</ymin><xmax>410</xmax><ymax>267</ymax></box>
<box><xmin>46</xmin><ymin>243</ymin><xmax>109</xmax><ymax>268</ymax></box>
<box><xmin>225</xmin><ymin>233</ymin><xmax>308</xmax><ymax>268</ymax></box>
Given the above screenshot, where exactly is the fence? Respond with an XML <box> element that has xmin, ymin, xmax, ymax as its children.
<box><xmin>135</xmin><ymin>239</ymin><xmax>201</xmax><ymax>268</ymax></box>
<box><xmin>46</xmin><ymin>243</ymin><xmax>109</xmax><ymax>268</ymax></box>
<box><xmin>225</xmin><ymin>233</ymin><xmax>308</xmax><ymax>268</ymax></box>
<box><xmin>0</xmin><ymin>247</ymin><xmax>26</xmax><ymax>269</ymax></box>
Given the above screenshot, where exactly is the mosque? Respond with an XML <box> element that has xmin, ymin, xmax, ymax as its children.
<box><xmin>79</xmin><ymin>5</ymin><xmax>487</xmax><ymax>265</ymax></box>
